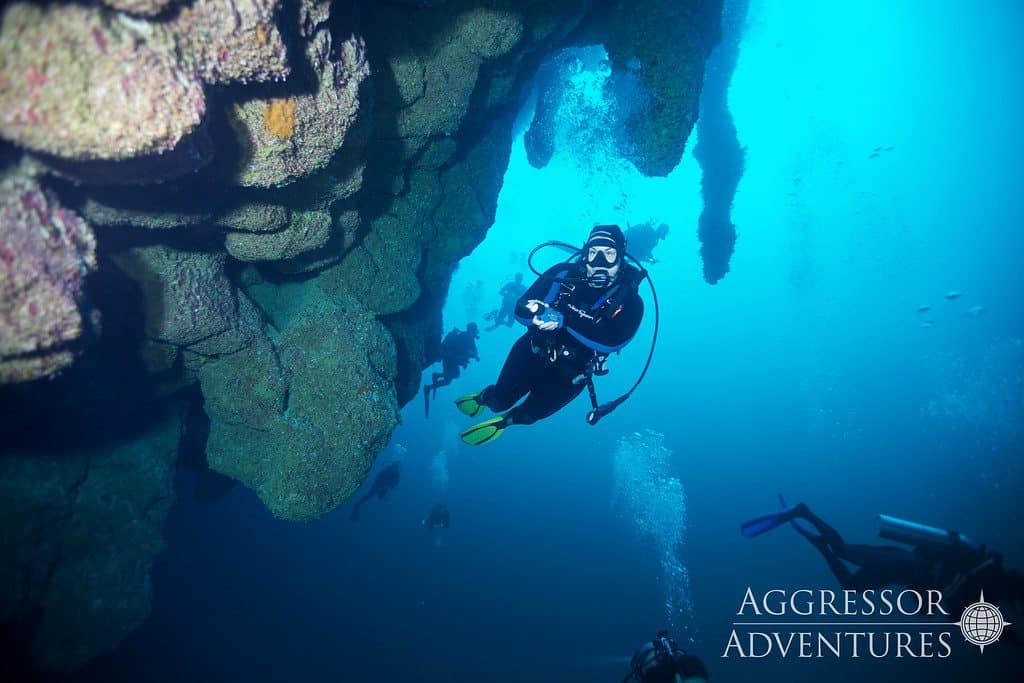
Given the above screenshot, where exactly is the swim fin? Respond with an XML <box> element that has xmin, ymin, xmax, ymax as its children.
<box><xmin>460</xmin><ymin>415</ymin><xmax>510</xmax><ymax>446</ymax></box>
<box><xmin>741</xmin><ymin>504</ymin><xmax>806</xmax><ymax>539</ymax></box>
<box><xmin>778</xmin><ymin>495</ymin><xmax>817</xmax><ymax>540</ymax></box>
<box><xmin>454</xmin><ymin>391</ymin><xmax>486</xmax><ymax>418</ymax></box>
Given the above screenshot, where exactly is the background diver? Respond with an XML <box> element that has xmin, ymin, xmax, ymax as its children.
<box><xmin>349</xmin><ymin>461</ymin><xmax>400</xmax><ymax>521</ymax></box>
<box><xmin>624</xmin><ymin>222</ymin><xmax>670</xmax><ymax>264</ymax></box>
<box><xmin>423</xmin><ymin>503</ymin><xmax>450</xmax><ymax>529</ymax></box>
<box><xmin>454</xmin><ymin>224</ymin><xmax>645</xmax><ymax>446</ymax></box>
<box><xmin>484</xmin><ymin>272</ymin><xmax>527</xmax><ymax>330</ymax></box>
<box><xmin>622</xmin><ymin>630</ymin><xmax>709</xmax><ymax>683</ymax></box>
<box><xmin>742</xmin><ymin>497</ymin><xmax>1024</xmax><ymax>637</ymax></box>
<box><xmin>424</xmin><ymin>322</ymin><xmax>480</xmax><ymax>417</ymax></box>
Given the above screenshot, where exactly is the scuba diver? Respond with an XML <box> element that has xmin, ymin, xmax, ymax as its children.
<box><xmin>625</xmin><ymin>222</ymin><xmax>670</xmax><ymax>264</ymax></box>
<box><xmin>742</xmin><ymin>498</ymin><xmax>1024</xmax><ymax>630</ymax></box>
<box><xmin>454</xmin><ymin>224</ymin><xmax>647</xmax><ymax>446</ymax></box>
<box><xmin>423</xmin><ymin>503</ymin><xmax>450</xmax><ymax>529</ymax></box>
<box><xmin>424</xmin><ymin>322</ymin><xmax>480</xmax><ymax>418</ymax></box>
<box><xmin>349</xmin><ymin>462</ymin><xmax>400</xmax><ymax>521</ymax></box>
<box><xmin>484</xmin><ymin>272</ymin><xmax>527</xmax><ymax>331</ymax></box>
<box><xmin>423</xmin><ymin>503</ymin><xmax>450</xmax><ymax>547</ymax></box>
<box><xmin>623</xmin><ymin>631</ymin><xmax>709</xmax><ymax>683</ymax></box>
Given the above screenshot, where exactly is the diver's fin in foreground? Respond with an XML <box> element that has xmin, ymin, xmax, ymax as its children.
<box><xmin>454</xmin><ymin>391</ymin><xmax>485</xmax><ymax>418</ymax></box>
<box><xmin>460</xmin><ymin>416</ymin><xmax>509</xmax><ymax>446</ymax></box>
<box><xmin>741</xmin><ymin>504</ymin><xmax>805</xmax><ymax>539</ymax></box>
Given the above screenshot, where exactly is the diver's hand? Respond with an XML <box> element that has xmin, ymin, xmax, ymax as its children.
<box><xmin>525</xmin><ymin>299</ymin><xmax>544</xmax><ymax>314</ymax></box>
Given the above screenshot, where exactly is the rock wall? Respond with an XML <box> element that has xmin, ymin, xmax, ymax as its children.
<box><xmin>0</xmin><ymin>407</ymin><xmax>182</xmax><ymax>672</ymax></box>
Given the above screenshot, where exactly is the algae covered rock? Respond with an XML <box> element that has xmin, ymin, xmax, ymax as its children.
<box><xmin>225</xmin><ymin>209</ymin><xmax>331</xmax><ymax>261</ymax></box>
<box><xmin>367</xmin><ymin>1</ymin><xmax>524</xmax><ymax>154</ymax></box>
<box><xmin>227</xmin><ymin>30</ymin><xmax>369</xmax><ymax>187</ymax></box>
<box><xmin>214</xmin><ymin>202</ymin><xmax>290</xmax><ymax>233</ymax></box>
<box><xmin>0</xmin><ymin>173</ymin><xmax>97</xmax><ymax>384</ymax></box>
<box><xmin>202</xmin><ymin>295</ymin><xmax>399</xmax><ymax>521</ymax></box>
<box><xmin>0</xmin><ymin>408</ymin><xmax>182</xmax><ymax>672</ymax></box>
<box><xmin>102</xmin><ymin>0</ymin><xmax>181</xmax><ymax>16</ymax></box>
<box><xmin>110</xmin><ymin>245</ymin><xmax>255</xmax><ymax>357</ymax></box>
<box><xmin>602</xmin><ymin>0</ymin><xmax>721</xmax><ymax>176</ymax></box>
<box><xmin>0</xmin><ymin>3</ymin><xmax>206</xmax><ymax>167</ymax></box>
<box><xmin>172</xmin><ymin>0</ymin><xmax>289</xmax><ymax>86</ymax></box>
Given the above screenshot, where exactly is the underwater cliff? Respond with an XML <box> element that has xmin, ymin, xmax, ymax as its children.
<box><xmin>0</xmin><ymin>0</ymin><xmax>723</xmax><ymax>671</ymax></box>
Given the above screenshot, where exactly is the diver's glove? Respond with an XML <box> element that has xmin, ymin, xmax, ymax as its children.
<box><xmin>525</xmin><ymin>300</ymin><xmax>563</xmax><ymax>331</ymax></box>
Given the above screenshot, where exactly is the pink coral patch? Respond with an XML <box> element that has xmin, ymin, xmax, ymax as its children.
<box><xmin>92</xmin><ymin>27</ymin><xmax>108</xmax><ymax>55</ymax></box>
<box><xmin>25</xmin><ymin>67</ymin><xmax>47</xmax><ymax>87</ymax></box>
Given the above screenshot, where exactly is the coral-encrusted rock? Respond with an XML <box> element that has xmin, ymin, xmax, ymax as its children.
<box><xmin>110</xmin><ymin>246</ymin><xmax>254</xmax><ymax>357</ymax></box>
<box><xmin>0</xmin><ymin>3</ymin><xmax>205</xmax><ymax>166</ymax></box>
<box><xmin>0</xmin><ymin>174</ymin><xmax>97</xmax><ymax>384</ymax></box>
<box><xmin>297</xmin><ymin>0</ymin><xmax>333</xmax><ymax>38</ymax></box>
<box><xmin>214</xmin><ymin>203</ymin><xmax>290</xmax><ymax>233</ymax></box>
<box><xmin>202</xmin><ymin>295</ymin><xmax>399</xmax><ymax>521</ymax></box>
<box><xmin>271</xmin><ymin>209</ymin><xmax>360</xmax><ymax>275</ymax></box>
<box><xmin>173</xmin><ymin>0</ymin><xmax>289</xmax><ymax>86</ymax></box>
<box><xmin>78</xmin><ymin>197</ymin><xmax>214</xmax><ymax>231</ymax></box>
<box><xmin>225</xmin><ymin>209</ymin><xmax>331</xmax><ymax>261</ymax></box>
<box><xmin>603</xmin><ymin>0</ymin><xmax>721</xmax><ymax>176</ymax></box>
<box><xmin>0</xmin><ymin>408</ymin><xmax>181</xmax><ymax>672</ymax></box>
<box><xmin>102</xmin><ymin>0</ymin><xmax>181</xmax><ymax>16</ymax></box>
<box><xmin>226</xmin><ymin>30</ymin><xmax>369</xmax><ymax>187</ymax></box>
<box><xmin>367</xmin><ymin>1</ymin><xmax>523</xmax><ymax>157</ymax></box>
<box><xmin>321</xmin><ymin>168</ymin><xmax>443</xmax><ymax>315</ymax></box>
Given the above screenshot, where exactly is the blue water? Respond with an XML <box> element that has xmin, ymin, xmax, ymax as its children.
<box><xmin>70</xmin><ymin>1</ymin><xmax>1023</xmax><ymax>681</ymax></box>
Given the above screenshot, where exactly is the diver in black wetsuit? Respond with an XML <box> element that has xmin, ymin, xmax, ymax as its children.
<box><xmin>484</xmin><ymin>273</ymin><xmax>527</xmax><ymax>331</ymax></box>
<box><xmin>623</xmin><ymin>631</ymin><xmax>709</xmax><ymax>683</ymax></box>
<box><xmin>349</xmin><ymin>462</ymin><xmax>400</xmax><ymax>521</ymax></box>
<box><xmin>423</xmin><ymin>503</ymin><xmax>450</xmax><ymax>529</ymax></box>
<box><xmin>625</xmin><ymin>222</ymin><xmax>670</xmax><ymax>264</ymax></box>
<box><xmin>424</xmin><ymin>323</ymin><xmax>480</xmax><ymax>417</ymax></box>
<box><xmin>454</xmin><ymin>225</ymin><xmax>644</xmax><ymax>446</ymax></box>
<box><xmin>742</xmin><ymin>499</ymin><xmax>1024</xmax><ymax>635</ymax></box>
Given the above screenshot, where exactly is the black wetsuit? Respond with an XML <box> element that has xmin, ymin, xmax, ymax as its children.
<box><xmin>790</xmin><ymin>505</ymin><xmax>987</xmax><ymax>596</ymax></box>
<box><xmin>624</xmin><ymin>224</ymin><xmax>668</xmax><ymax>263</ymax></box>
<box><xmin>433</xmin><ymin>330</ymin><xmax>479</xmax><ymax>389</ymax></box>
<box><xmin>424</xmin><ymin>504</ymin><xmax>451</xmax><ymax>529</ymax></box>
<box><xmin>479</xmin><ymin>262</ymin><xmax>643</xmax><ymax>425</ymax></box>
<box><xmin>487</xmin><ymin>280</ymin><xmax>527</xmax><ymax>330</ymax></box>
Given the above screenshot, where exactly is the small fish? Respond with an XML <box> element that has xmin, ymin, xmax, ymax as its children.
<box><xmin>869</xmin><ymin>152</ymin><xmax>880</xmax><ymax>159</ymax></box>
<box><xmin>967</xmin><ymin>305</ymin><xmax>986</xmax><ymax>316</ymax></box>
<box><xmin>921</xmin><ymin>320</ymin><xmax>935</xmax><ymax>328</ymax></box>
<box><xmin>917</xmin><ymin>305</ymin><xmax>931</xmax><ymax>313</ymax></box>
<box><xmin>945</xmin><ymin>290</ymin><xmax>962</xmax><ymax>300</ymax></box>
<box><xmin>873</xmin><ymin>146</ymin><xmax>883</xmax><ymax>152</ymax></box>
<box><xmin>884</xmin><ymin>146</ymin><xmax>896</xmax><ymax>152</ymax></box>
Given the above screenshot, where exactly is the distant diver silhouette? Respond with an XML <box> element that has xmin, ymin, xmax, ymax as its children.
<box><xmin>350</xmin><ymin>462</ymin><xmax>400</xmax><ymax>521</ymax></box>
<box><xmin>423</xmin><ymin>503</ymin><xmax>450</xmax><ymax>529</ymax></box>
<box><xmin>424</xmin><ymin>323</ymin><xmax>480</xmax><ymax>418</ymax></box>
<box><xmin>484</xmin><ymin>273</ymin><xmax>527</xmax><ymax>331</ymax></box>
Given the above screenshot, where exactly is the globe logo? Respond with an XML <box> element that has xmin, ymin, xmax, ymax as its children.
<box><xmin>956</xmin><ymin>591</ymin><xmax>1011</xmax><ymax>652</ymax></box>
